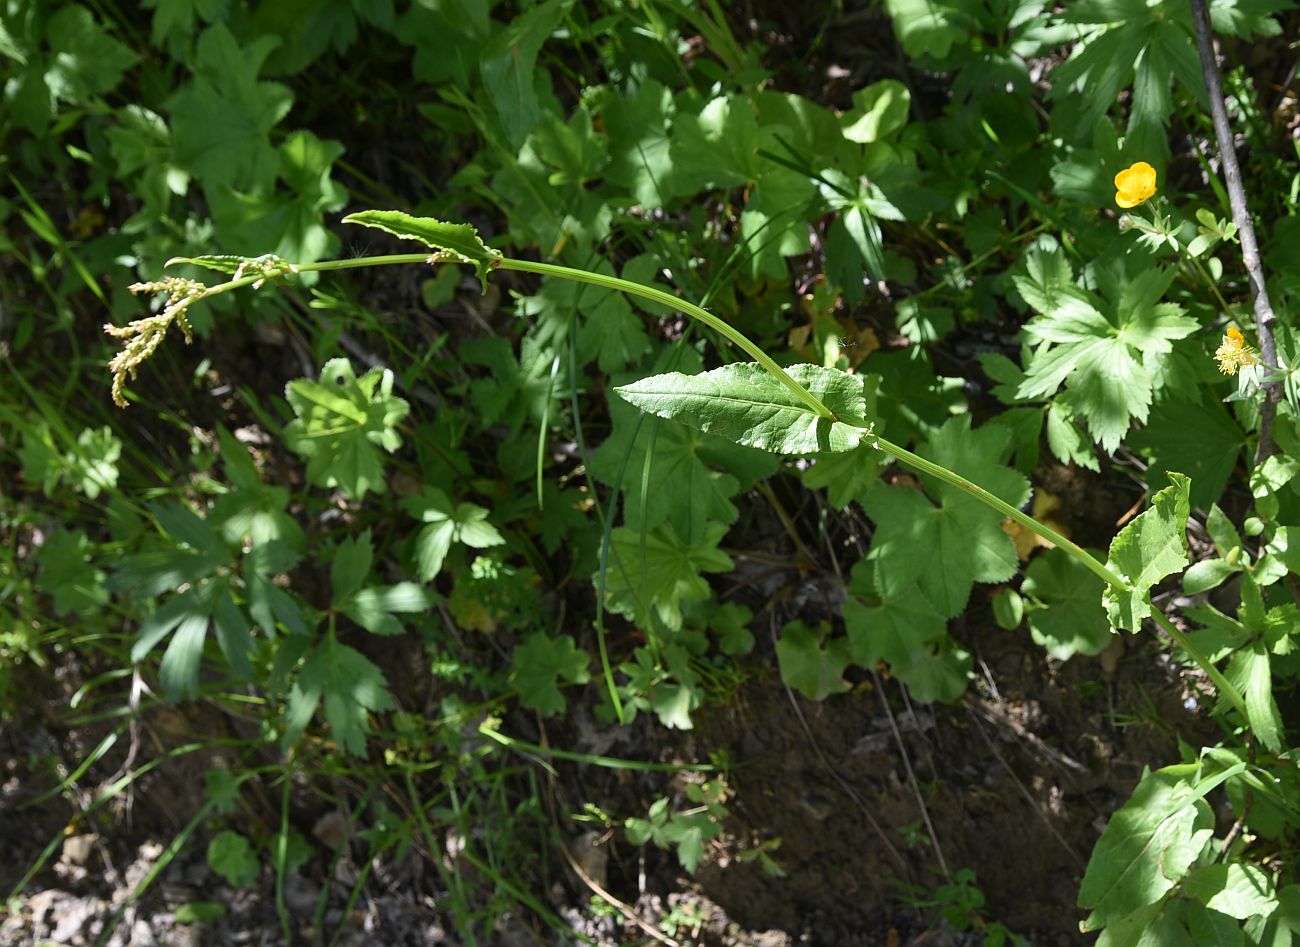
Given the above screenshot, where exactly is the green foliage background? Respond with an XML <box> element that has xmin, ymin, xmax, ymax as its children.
<box><xmin>4</xmin><ymin>0</ymin><xmax>1300</xmax><ymax>942</ymax></box>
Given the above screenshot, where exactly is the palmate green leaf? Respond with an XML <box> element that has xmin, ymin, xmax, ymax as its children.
<box><xmin>283</xmin><ymin>632</ymin><xmax>394</xmax><ymax>756</ymax></box>
<box><xmin>132</xmin><ymin>576</ymin><xmax>252</xmax><ymax>701</ymax></box>
<box><xmin>1079</xmin><ymin>762</ymin><xmax>1241</xmax><ymax>931</ymax></box>
<box><xmin>343</xmin><ymin>210</ymin><xmax>502</xmax><ymax>291</ymax></box>
<box><xmin>37</xmin><ymin>529</ymin><xmax>108</xmax><ymax>617</ymax></box>
<box><xmin>402</xmin><ymin>487</ymin><xmax>505</xmax><ymax>582</ymax></box>
<box><xmin>861</xmin><ymin>484</ymin><xmax>1020</xmax><ymax>619</ymax></box>
<box><xmin>515</xmin><ymin>266</ymin><xmax>650</xmax><ymax>374</ymax></box>
<box><xmin>1014</xmin><ymin>243</ymin><xmax>1197</xmax><ymax>454</ymax></box>
<box><xmin>1129</xmin><ymin>394</ymin><xmax>1245</xmax><ymax>510</ymax></box>
<box><xmin>461</xmin><ymin>334</ymin><xmax>559</xmax><ymax>429</ymax></box>
<box><xmin>46</xmin><ymin>5</ymin><xmax>139</xmax><ymax>103</ymax></box>
<box><xmin>602</xmin><ymin>522</ymin><xmax>733</xmax><ymax>632</ymax></box>
<box><xmin>167</xmin><ymin>24</ymin><xmax>292</xmax><ymax>193</ymax></box>
<box><xmin>615</xmin><ymin>363</ymin><xmax>872</xmax><ymax>456</ymax></box>
<box><xmin>1022</xmin><ymin>547</ymin><xmax>1113</xmax><ymax>660</ymax></box>
<box><xmin>207</xmin><ymin>130</ymin><xmax>348</xmax><ymax>264</ymax></box>
<box><xmin>891</xmin><ymin>638</ymin><xmax>972</xmax><ymax>703</ymax></box>
<box><xmin>589</xmin><ymin>384</ymin><xmax>766</xmax><ymax>544</ymax></box>
<box><xmin>1104</xmin><ymin>472</ymin><xmax>1190</xmax><ymax>631</ymax></box>
<box><xmin>596</xmin><ymin>78</ymin><xmax>676</xmax><ymax>208</ymax></box>
<box><xmin>843</xmin><ymin>560</ymin><xmax>948</xmax><ymax>668</ymax></box>
<box><xmin>842</xmin><ymin>559</ymin><xmax>969</xmax><ymax>702</ymax></box>
<box><xmin>283</xmin><ymin>358</ymin><xmax>410</xmax><ymax>500</ymax></box>
<box><xmin>509</xmin><ymin>633</ymin><xmax>591</xmax><ymax>717</ymax></box>
<box><xmin>860</xmin><ymin>418</ymin><xmax>1023</xmax><ymax>618</ymax></box>
<box><xmin>67</xmin><ymin>427</ymin><xmax>121</xmax><ymax>499</ymax></box>
<box><xmin>207</xmin><ymin>831</ymin><xmax>258</xmax><ymax>888</ymax></box>
<box><xmin>775</xmin><ymin>621</ymin><xmax>851</xmax><ymax>701</ymax></box>
<box><xmin>1050</xmin><ymin>1</ymin><xmax>1203</xmax><ymax>149</ymax></box>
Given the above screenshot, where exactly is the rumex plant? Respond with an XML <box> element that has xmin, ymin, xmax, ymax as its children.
<box><xmin>7</xmin><ymin>0</ymin><xmax>1300</xmax><ymax>941</ymax></box>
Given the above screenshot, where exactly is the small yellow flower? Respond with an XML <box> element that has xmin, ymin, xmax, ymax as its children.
<box><xmin>1214</xmin><ymin>325</ymin><xmax>1259</xmax><ymax>375</ymax></box>
<box><xmin>1114</xmin><ymin>161</ymin><xmax>1157</xmax><ymax>209</ymax></box>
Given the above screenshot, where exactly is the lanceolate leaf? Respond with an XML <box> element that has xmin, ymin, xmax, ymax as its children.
<box><xmin>1104</xmin><ymin>472</ymin><xmax>1191</xmax><ymax>631</ymax></box>
<box><xmin>1079</xmin><ymin>762</ymin><xmax>1243</xmax><ymax>931</ymax></box>
<box><xmin>615</xmin><ymin>363</ymin><xmax>872</xmax><ymax>455</ymax></box>
<box><xmin>343</xmin><ymin>210</ymin><xmax>501</xmax><ymax>290</ymax></box>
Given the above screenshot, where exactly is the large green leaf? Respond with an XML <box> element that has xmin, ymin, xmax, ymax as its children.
<box><xmin>601</xmin><ymin>522</ymin><xmax>733</xmax><ymax>631</ymax></box>
<box><xmin>1079</xmin><ymin>762</ymin><xmax>1240</xmax><ymax>931</ymax></box>
<box><xmin>1022</xmin><ymin>547</ymin><xmax>1113</xmax><ymax>660</ymax></box>
<box><xmin>1129</xmin><ymin>394</ymin><xmax>1245</xmax><ymax>509</ymax></box>
<box><xmin>283</xmin><ymin>358</ymin><xmax>410</xmax><ymax>500</ymax></box>
<box><xmin>1104</xmin><ymin>472</ymin><xmax>1191</xmax><ymax>631</ymax></box>
<box><xmin>283</xmin><ymin>632</ymin><xmax>394</xmax><ymax>756</ymax></box>
<box><xmin>509</xmin><ymin>633</ymin><xmax>591</xmax><ymax>717</ymax></box>
<box><xmin>343</xmin><ymin>210</ymin><xmax>501</xmax><ymax>290</ymax></box>
<box><xmin>167</xmin><ymin>24</ymin><xmax>292</xmax><ymax>193</ymax></box>
<box><xmin>776</xmin><ymin>621</ymin><xmax>851</xmax><ymax>701</ymax></box>
<box><xmin>843</xmin><ymin>560</ymin><xmax>948</xmax><ymax>668</ymax></box>
<box><xmin>615</xmin><ymin>363</ymin><xmax>872</xmax><ymax>455</ymax></box>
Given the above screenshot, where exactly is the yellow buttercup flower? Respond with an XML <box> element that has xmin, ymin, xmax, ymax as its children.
<box><xmin>1114</xmin><ymin>161</ymin><xmax>1157</xmax><ymax>209</ymax></box>
<box><xmin>1214</xmin><ymin>325</ymin><xmax>1258</xmax><ymax>375</ymax></box>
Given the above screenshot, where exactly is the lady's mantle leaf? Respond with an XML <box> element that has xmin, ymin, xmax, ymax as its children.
<box><xmin>601</xmin><ymin>522</ymin><xmax>733</xmax><ymax>631</ymax></box>
<box><xmin>615</xmin><ymin>363</ymin><xmax>872</xmax><ymax>455</ymax></box>
<box><xmin>283</xmin><ymin>358</ymin><xmax>410</xmax><ymax>500</ymax></box>
<box><xmin>1022</xmin><ymin>547</ymin><xmax>1113</xmax><ymax>660</ymax></box>
<box><xmin>343</xmin><ymin>210</ymin><xmax>501</xmax><ymax>290</ymax></box>
<box><xmin>1104</xmin><ymin>472</ymin><xmax>1190</xmax><ymax>631</ymax></box>
<box><xmin>776</xmin><ymin>621</ymin><xmax>850</xmax><ymax>701</ymax></box>
<box><xmin>509</xmin><ymin>633</ymin><xmax>591</xmax><ymax>717</ymax></box>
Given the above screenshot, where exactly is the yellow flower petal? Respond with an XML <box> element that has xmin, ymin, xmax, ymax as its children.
<box><xmin>1114</xmin><ymin>161</ymin><xmax>1157</xmax><ymax>209</ymax></box>
<box><xmin>1214</xmin><ymin>325</ymin><xmax>1258</xmax><ymax>375</ymax></box>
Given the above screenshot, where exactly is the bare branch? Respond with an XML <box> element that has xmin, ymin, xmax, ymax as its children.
<box><xmin>1188</xmin><ymin>0</ymin><xmax>1281</xmax><ymax>462</ymax></box>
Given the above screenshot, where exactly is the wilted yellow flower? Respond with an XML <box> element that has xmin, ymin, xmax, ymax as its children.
<box><xmin>1215</xmin><ymin>325</ymin><xmax>1258</xmax><ymax>375</ymax></box>
<box><xmin>1114</xmin><ymin>161</ymin><xmax>1157</xmax><ymax>209</ymax></box>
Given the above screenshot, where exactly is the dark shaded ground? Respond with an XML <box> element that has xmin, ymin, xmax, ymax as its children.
<box><xmin>1</xmin><ymin>583</ymin><xmax>1215</xmax><ymax>946</ymax></box>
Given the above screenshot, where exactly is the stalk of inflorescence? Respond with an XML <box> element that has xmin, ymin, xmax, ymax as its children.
<box><xmin>124</xmin><ymin>249</ymin><xmax>1247</xmax><ymax>715</ymax></box>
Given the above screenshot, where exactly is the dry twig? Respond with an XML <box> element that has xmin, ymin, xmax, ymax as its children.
<box><xmin>1188</xmin><ymin>0</ymin><xmax>1282</xmax><ymax>461</ymax></box>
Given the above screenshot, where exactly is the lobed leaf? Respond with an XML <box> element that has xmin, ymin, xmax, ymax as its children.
<box><xmin>1103</xmin><ymin>472</ymin><xmax>1191</xmax><ymax>631</ymax></box>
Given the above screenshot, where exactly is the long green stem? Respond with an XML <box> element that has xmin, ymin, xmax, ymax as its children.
<box><xmin>872</xmin><ymin>436</ymin><xmax>1126</xmax><ymax>589</ymax></box>
<box><xmin>1150</xmin><ymin>608</ymin><xmax>1249</xmax><ymax>720</ymax></box>
<box><xmin>170</xmin><ymin>248</ymin><xmax>1249</xmax><ymax>716</ymax></box>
